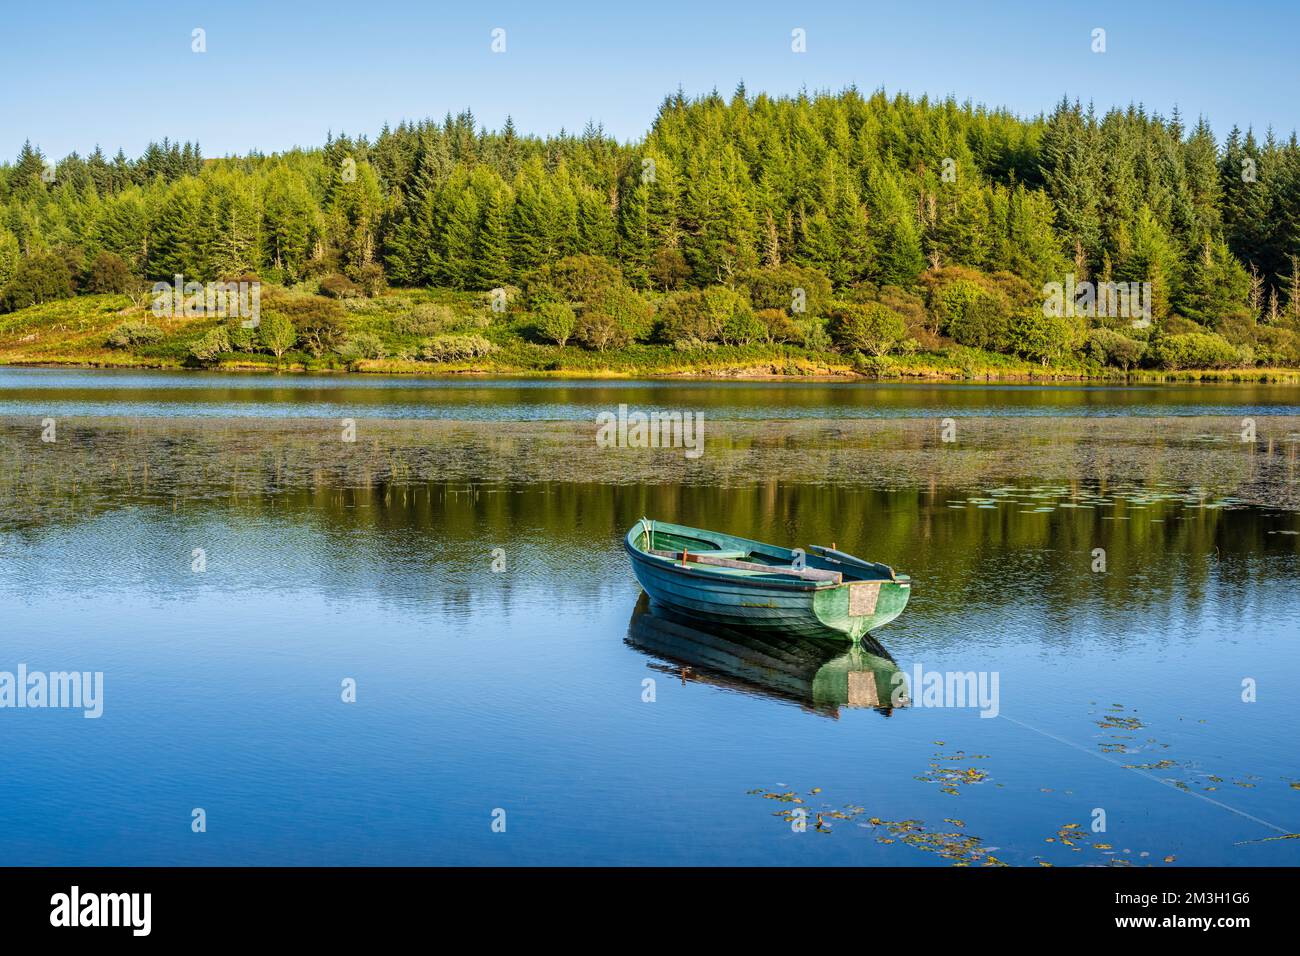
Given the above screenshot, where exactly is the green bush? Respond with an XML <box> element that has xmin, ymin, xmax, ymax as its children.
<box><xmin>852</xmin><ymin>352</ymin><xmax>899</xmax><ymax>377</ymax></box>
<box><xmin>741</xmin><ymin>264</ymin><xmax>833</xmax><ymax>317</ymax></box>
<box><xmin>831</xmin><ymin>302</ymin><xmax>907</xmax><ymax>356</ymax></box>
<box><xmin>349</xmin><ymin>263</ymin><xmax>387</xmax><ymax>298</ymax></box>
<box><xmin>1004</xmin><ymin>311</ymin><xmax>1081</xmax><ymax>365</ymax></box>
<box><xmin>1084</xmin><ymin>328</ymin><xmax>1146</xmax><ymax>370</ymax></box>
<box><xmin>935</xmin><ymin>280</ymin><xmax>1010</xmax><ymax>350</ymax></box>
<box><xmin>576</xmin><ymin>284</ymin><xmax>652</xmax><ymax>350</ymax></box>
<box><xmin>753</xmin><ymin>307</ymin><xmax>800</xmax><ymax>344</ymax></box>
<box><xmin>720</xmin><ymin>307</ymin><xmax>765</xmax><ymax>346</ymax></box>
<box><xmin>224</xmin><ymin>318</ymin><xmax>259</xmax><ymax>352</ymax></box>
<box><xmin>655</xmin><ymin>286</ymin><xmax>750</xmax><ymax>345</ymax></box>
<box><xmin>417</xmin><ymin>334</ymin><xmax>496</xmax><ymax>363</ymax></box>
<box><xmin>319</xmin><ymin>273</ymin><xmax>362</xmax><ymax>299</ymax></box>
<box><xmin>258</xmin><ymin>311</ymin><xmax>297</xmax><ymax>359</ymax></box>
<box><xmin>536</xmin><ymin>302</ymin><xmax>578</xmax><ymax>346</ymax></box>
<box><xmin>267</xmin><ymin>296</ymin><xmax>349</xmax><ymax>356</ymax></box>
<box><xmin>649</xmin><ymin>247</ymin><xmax>692</xmax><ymax>291</ymax></box>
<box><xmin>576</xmin><ymin>310</ymin><xmax>632</xmax><ymax>351</ymax></box>
<box><xmin>392</xmin><ymin>302</ymin><xmax>459</xmax><ymax>336</ymax></box>
<box><xmin>88</xmin><ymin>251</ymin><xmax>133</xmax><ymax>294</ymax></box>
<box><xmin>187</xmin><ymin>326</ymin><xmax>231</xmax><ymax>364</ymax></box>
<box><xmin>340</xmin><ymin>330</ymin><xmax>386</xmax><ymax>361</ymax></box>
<box><xmin>795</xmin><ymin>316</ymin><xmax>833</xmax><ymax>352</ymax></box>
<box><xmin>2</xmin><ymin>252</ymin><xmax>74</xmax><ymax>312</ymax></box>
<box><xmin>1149</xmin><ymin>331</ymin><xmax>1240</xmax><ymax>370</ymax></box>
<box><xmin>526</xmin><ymin>255</ymin><xmax>622</xmax><ymax>307</ymax></box>
<box><xmin>1254</xmin><ymin>326</ymin><xmax>1300</xmax><ymax>367</ymax></box>
<box><xmin>105</xmin><ymin>321</ymin><xmax>164</xmax><ymax>350</ymax></box>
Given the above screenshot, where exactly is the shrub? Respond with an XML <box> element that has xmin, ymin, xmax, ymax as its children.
<box><xmin>536</xmin><ymin>302</ymin><xmax>578</xmax><ymax>346</ymax></box>
<box><xmin>527</xmin><ymin>255</ymin><xmax>622</xmax><ymax>307</ymax></box>
<box><xmin>795</xmin><ymin>317</ymin><xmax>833</xmax><ymax>352</ymax></box>
<box><xmin>655</xmin><ymin>290</ymin><xmax>714</xmax><ymax>344</ymax></box>
<box><xmin>1004</xmin><ymin>311</ymin><xmax>1081</xmax><ymax>366</ymax></box>
<box><xmin>720</xmin><ymin>307</ymin><xmax>765</xmax><ymax>346</ymax></box>
<box><xmin>649</xmin><ymin>247</ymin><xmax>691</xmax><ymax>291</ymax></box>
<box><xmin>1</xmin><ymin>252</ymin><xmax>73</xmax><ymax>312</ymax></box>
<box><xmin>576</xmin><ymin>310</ymin><xmax>632</xmax><ymax>351</ymax></box>
<box><xmin>392</xmin><ymin>302</ymin><xmax>458</xmax><ymax>336</ymax></box>
<box><xmin>933</xmin><ymin>279</ymin><xmax>1010</xmax><ymax>350</ymax></box>
<box><xmin>88</xmin><ymin>251</ymin><xmax>133</xmax><ymax>294</ymax></box>
<box><xmin>1254</xmin><ymin>326</ymin><xmax>1300</xmax><ymax>367</ymax></box>
<box><xmin>831</xmin><ymin>303</ymin><xmax>907</xmax><ymax>356</ymax></box>
<box><xmin>265</xmin><ymin>296</ymin><xmax>349</xmax><ymax>356</ymax></box>
<box><xmin>105</xmin><ymin>321</ymin><xmax>164</xmax><ymax>350</ymax></box>
<box><xmin>655</xmin><ymin>286</ymin><xmax>749</xmax><ymax>345</ymax></box>
<box><xmin>350</xmin><ymin>263</ymin><xmax>387</xmax><ymax>298</ymax></box>
<box><xmin>1149</xmin><ymin>331</ymin><xmax>1240</xmax><ymax>370</ymax></box>
<box><xmin>258</xmin><ymin>311</ymin><xmax>297</xmax><ymax>360</ymax></box>
<box><xmin>339</xmin><ymin>330</ymin><xmax>386</xmax><ymax>362</ymax></box>
<box><xmin>1084</xmin><ymin>328</ymin><xmax>1146</xmax><ymax>370</ymax></box>
<box><xmin>319</xmin><ymin>273</ymin><xmax>362</xmax><ymax>299</ymax></box>
<box><xmin>741</xmin><ymin>264</ymin><xmax>833</xmax><ymax>317</ymax></box>
<box><xmin>417</xmin><ymin>334</ymin><xmax>497</xmax><ymax>363</ymax></box>
<box><xmin>187</xmin><ymin>326</ymin><xmax>231</xmax><ymax>364</ymax></box>
<box><xmin>753</xmin><ymin>307</ymin><xmax>800</xmax><ymax>344</ymax></box>
<box><xmin>852</xmin><ymin>352</ymin><xmax>899</xmax><ymax>377</ymax></box>
<box><xmin>224</xmin><ymin>316</ymin><xmax>259</xmax><ymax>352</ymax></box>
<box><xmin>576</xmin><ymin>284</ymin><xmax>652</xmax><ymax>350</ymax></box>
<box><xmin>342</xmin><ymin>295</ymin><xmax>413</xmax><ymax>314</ymax></box>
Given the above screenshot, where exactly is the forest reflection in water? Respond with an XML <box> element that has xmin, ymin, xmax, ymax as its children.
<box><xmin>0</xmin><ymin>408</ymin><xmax>1297</xmax><ymax>865</ymax></box>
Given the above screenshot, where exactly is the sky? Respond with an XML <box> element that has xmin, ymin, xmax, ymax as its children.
<box><xmin>3</xmin><ymin>0</ymin><xmax>1298</xmax><ymax>161</ymax></box>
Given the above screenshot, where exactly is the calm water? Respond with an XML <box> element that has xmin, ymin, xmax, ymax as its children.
<box><xmin>1</xmin><ymin>369</ymin><xmax>1298</xmax><ymax>866</ymax></box>
<box><xmin>3</xmin><ymin>366</ymin><xmax>1300</xmax><ymax>420</ymax></box>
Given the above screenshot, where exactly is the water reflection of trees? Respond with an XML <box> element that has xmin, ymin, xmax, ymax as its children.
<box><xmin>2</xmin><ymin>456</ymin><xmax>1294</xmax><ymax>629</ymax></box>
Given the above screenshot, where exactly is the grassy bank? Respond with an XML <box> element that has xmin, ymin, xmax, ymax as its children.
<box><xmin>3</xmin><ymin>290</ymin><xmax>1300</xmax><ymax>383</ymax></box>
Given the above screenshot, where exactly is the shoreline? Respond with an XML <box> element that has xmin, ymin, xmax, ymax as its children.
<box><xmin>4</xmin><ymin>356</ymin><xmax>1300</xmax><ymax>385</ymax></box>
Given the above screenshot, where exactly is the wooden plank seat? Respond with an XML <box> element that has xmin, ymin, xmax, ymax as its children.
<box><xmin>649</xmin><ymin>548</ymin><xmax>843</xmax><ymax>584</ymax></box>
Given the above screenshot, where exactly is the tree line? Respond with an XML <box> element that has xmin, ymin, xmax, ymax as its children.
<box><xmin>3</xmin><ymin>86</ymin><xmax>1300</xmax><ymax>368</ymax></box>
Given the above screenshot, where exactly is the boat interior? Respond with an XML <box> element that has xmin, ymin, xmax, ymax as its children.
<box><xmin>635</xmin><ymin>520</ymin><xmax>897</xmax><ymax>585</ymax></box>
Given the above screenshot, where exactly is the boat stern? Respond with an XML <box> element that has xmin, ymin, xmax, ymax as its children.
<box><xmin>814</xmin><ymin>575</ymin><xmax>911</xmax><ymax>641</ymax></box>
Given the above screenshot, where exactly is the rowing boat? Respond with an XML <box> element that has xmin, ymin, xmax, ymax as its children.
<box><xmin>622</xmin><ymin>519</ymin><xmax>911</xmax><ymax>642</ymax></box>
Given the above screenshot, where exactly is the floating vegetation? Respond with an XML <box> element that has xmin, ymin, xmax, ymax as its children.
<box><xmin>1089</xmin><ymin>703</ymin><xmax>1299</xmax><ymax>845</ymax></box>
<box><xmin>4</xmin><ymin>415</ymin><xmax>1300</xmax><ymax>534</ymax></box>
<box><xmin>958</xmin><ymin>478</ymin><xmax>1291</xmax><ymax>521</ymax></box>
<box><xmin>1037</xmin><ymin>821</ymin><xmax>1173</xmax><ymax>867</ymax></box>
<box><xmin>916</xmin><ymin>748</ymin><xmax>992</xmax><ymax>795</ymax></box>
<box><xmin>747</xmin><ymin>787</ymin><xmax>1005</xmax><ymax>865</ymax></box>
<box><xmin>1123</xmin><ymin>759</ymin><xmax>1179</xmax><ymax>771</ymax></box>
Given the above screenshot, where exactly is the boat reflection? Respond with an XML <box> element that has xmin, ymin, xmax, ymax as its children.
<box><xmin>625</xmin><ymin>595</ymin><xmax>908</xmax><ymax>718</ymax></box>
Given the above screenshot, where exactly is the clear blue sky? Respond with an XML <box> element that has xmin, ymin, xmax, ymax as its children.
<box><xmin>5</xmin><ymin>0</ymin><xmax>1297</xmax><ymax>161</ymax></box>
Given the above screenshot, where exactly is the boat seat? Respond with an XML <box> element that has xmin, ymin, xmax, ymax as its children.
<box><xmin>650</xmin><ymin>549</ymin><xmax>748</xmax><ymax>560</ymax></box>
<box><xmin>651</xmin><ymin>549</ymin><xmax>842</xmax><ymax>583</ymax></box>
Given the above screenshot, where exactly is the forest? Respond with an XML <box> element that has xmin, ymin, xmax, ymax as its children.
<box><xmin>2</xmin><ymin>85</ymin><xmax>1300</xmax><ymax>375</ymax></box>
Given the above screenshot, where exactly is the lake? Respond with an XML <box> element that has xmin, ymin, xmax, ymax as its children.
<box><xmin>0</xmin><ymin>368</ymin><xmax>1297</xmax><ymax>866</ymax></box>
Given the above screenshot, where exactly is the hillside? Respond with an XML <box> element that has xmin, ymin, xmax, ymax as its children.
<box><xmin>2</xmin><ymin>87</ymin><xmax>1300</xmax><ymax>377</ymax></box>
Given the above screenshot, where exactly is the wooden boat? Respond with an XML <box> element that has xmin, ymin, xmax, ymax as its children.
<box><xmin>623</xmin><ymin>518</ymin><xmax>911</xmax><ymax>642</ymax></box>
<box><xmin>626</xmin><ymin>597</ymin><xmax>908</xmax><ymax>717</ymax></box>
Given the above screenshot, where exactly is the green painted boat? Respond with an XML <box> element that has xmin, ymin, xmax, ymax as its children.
<box><xmin>623</xmin><ymin>518</ymin><xmax>911</xmax><ymax>642</ymax></box>
<box><xmin>626</xmin><ymin>596</ymin><xmax>908</xmax><ymax>717</ymax></box>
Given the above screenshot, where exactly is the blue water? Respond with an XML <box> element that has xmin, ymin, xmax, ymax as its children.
<box><xmin>2</xmin><ymin>366</ymin><xmax>1299</xmax><ymax>420</ymax></box>
<box><xmin>0</xmin><ymin>370</ymin><xmax>1298</xmax><ymax>866</ymax></box>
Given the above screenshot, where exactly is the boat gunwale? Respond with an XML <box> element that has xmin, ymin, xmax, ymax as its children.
<box><xmin>624</xmin><ymin>538</ymin><xmax>831</xmax><ymax>592</ymax></box>
<box><xmin>623</xmin><ymin>521</ymin><xmax>892</xmax><ymax>593</ymax></box>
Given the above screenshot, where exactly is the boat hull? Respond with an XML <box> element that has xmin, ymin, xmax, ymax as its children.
<box><xmin>624</xmin><ymin>521</ymin><xmax>910</xmax><ymax>642</ymax></box>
